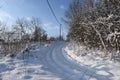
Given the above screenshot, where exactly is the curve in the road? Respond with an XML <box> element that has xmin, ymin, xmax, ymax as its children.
<box><xmin>38</xmin><ymin>41</ymin><xmax>110</xmax><ymax>80</ymax></box>
<box><xmin>51</xmin><ymin>42</ymin><xmax>109</xmax><ymax>80</ymax></box>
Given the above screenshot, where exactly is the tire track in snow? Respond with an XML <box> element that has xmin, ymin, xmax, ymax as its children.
<box><xmin>52</xmin><ymin>43</ymin><xmax>88</xmax><ymax>80</ymax></box>
<box><xmin>44</xmin><ymin>42</ymin><xmax>72</xmax><ymax>80</ymax></box>
<box><xmin>51</xmin><ymin>42</ymin><xmax>109</xmax><ymax>80</ymax></box>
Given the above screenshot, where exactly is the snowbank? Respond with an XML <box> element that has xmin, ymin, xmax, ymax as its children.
<box><xmin>64</xmin><ymin>43</ymin><xmax>120</xmax><ymax>80</ymax></box>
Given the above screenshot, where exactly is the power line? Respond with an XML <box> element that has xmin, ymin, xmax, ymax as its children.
<box><xmin>46</xmin><ymin>0</ymin><xmax>62</xmax><ymax>40</ymax></box>
<box><xmin>46</xmin><ymin>0</ymin><xmax>61</xmax><ymax>25</ymax></box>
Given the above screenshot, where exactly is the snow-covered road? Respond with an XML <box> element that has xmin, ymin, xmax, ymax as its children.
<box><xmin>45</xmin><ymin>41</ymin><xmax>112</xmax><ymax>80</ymax></box>
<box><xmin>0</xmin><ymin>41</ymin><xmax>116</xmax><ymax>80</ymax></box>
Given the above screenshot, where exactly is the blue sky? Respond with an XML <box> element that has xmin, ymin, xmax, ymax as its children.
<box><xmin>0</xmin><ymin>0</ymin><xmax>73</xmax><ymax>38</ymax></box>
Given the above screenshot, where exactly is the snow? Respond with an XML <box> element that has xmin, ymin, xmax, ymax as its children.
<box><xmin>0</xmin><ymin>41</ymin><xmax>120</xmax><ymax>80</ymax></box>
<box><xmin>0</xmin><ymin>42</ymin><xmax>62</xmax><ymax>80</ymax></box>
<box><xmin>64</xmin><ymin>43</ymin><xmax>120</xmax><ymax>80</ymax></box>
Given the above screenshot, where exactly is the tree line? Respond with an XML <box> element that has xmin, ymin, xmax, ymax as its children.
<box><xmin>65</xmin><ymin>0</ymin><xmax>120</xmax><ymax>60</ymax></box>
<box><xmin>0</xmin><ymin>17</ymin><xmax>47</xmax><ymax>43</ymax></box>
<box><xmin>0</xmin><ymin>17</ymin><xmax>62</xmax><ymax>56</ymax></box>
<box><xmin>0</xmin><ymin>17</ymin><xmax>65</xmax><ymax>56</ymax></box>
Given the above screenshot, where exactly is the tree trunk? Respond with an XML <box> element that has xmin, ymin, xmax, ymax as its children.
<box><xmin>91</xmin><ymin>25</ymin><xmax>107</xmax><ymax>57</ymax></box>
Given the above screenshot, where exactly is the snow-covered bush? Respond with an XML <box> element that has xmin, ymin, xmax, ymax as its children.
<box><xmin>65</xmin><ymin>0</ymin><xmax>120</xmax><ymax>60</ymax></box>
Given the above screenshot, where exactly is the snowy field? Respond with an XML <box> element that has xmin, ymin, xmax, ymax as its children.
<box><xmin>0</xmin><ymin>41</ymin><xmax>120</xmax><ymax>80</ymax></box>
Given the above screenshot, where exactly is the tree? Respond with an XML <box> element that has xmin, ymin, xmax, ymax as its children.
<box><xmin>65</xmin><ymin>0</ymin><xmax>85</xmax><ymax>44</ymax></box>
<box><xmin>49</xmin><ymin>37</ymin><xmax>56</xmax><ymax>41</ymax></box>
<box><xmin>41</xmin><ymin>34</ymin><xmax>48</xmax><ymax>42</ymax></box>
<box><xmin>33</xmin><ymin>27</ymin><xmax>42</xmax><ymax>42</ymax></box>
<box><xmin>0</xmin><ymin>21</ymin><xmax>8</xmax><ymax>42</ymax></box>
<box><xmin>30</xmin><ymin>17</ymin><xmax>46</xmax><ymax>42</ymax></box>
<box><xmin>13</xmin><ymin>18</ymin><xmax>28</xmax><ymax>40</ymax></box>
<box><xmin>65</xmin><ymin>0</ymin><xmax>97</xmax><ymax>44</ymax></box>
<box><xmin>65</xmin><ymin>0</ymin><xmax>120</xmax><ymax>59</ymax></box>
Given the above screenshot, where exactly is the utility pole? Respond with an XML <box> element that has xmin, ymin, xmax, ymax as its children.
<box><xmin>60</xmin><ymin>24</ymin><xmax>62</xmax><ymax>40</ymax></box>
<box><xmin>46</xmin><ymin>0</ymin><xmax>62</xmax><ymax>41</ymax></box>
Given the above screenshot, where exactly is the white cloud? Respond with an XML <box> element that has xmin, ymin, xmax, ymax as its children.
<box><xmin>43</xmin><ymin>22</ymin><xmax>60</xmax><ymax>37</ymax></box>
<box><xmin>0</xmin><ymin>11</ymin><xmax>14</xmax><ymax>22</ymax></box>
<box><xmin>60</xmin><ymin>5</ymin><xmax>65</xmax><ymax>10</ymax></box>
<box><xmin>0</xmin><ymin>11</ymin><xmax>14</xmax><ymax>27</ymax></box>
<box><xmin>43</xmin><ymin>23</ymin><xmax>59</xmax><ymax>30</ymax></box>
